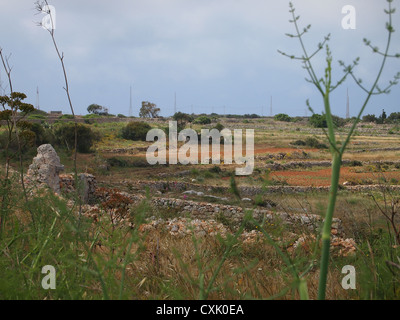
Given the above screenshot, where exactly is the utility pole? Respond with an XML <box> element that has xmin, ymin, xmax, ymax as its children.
<box><xmin>174</xmin><ymin>92</ymin><xmax>177</xmax><ymax>115</ymax></box>
<box><xmin>129</xmin><ymin>85</ymin><xmax>133</xmax><ymax>117</ymax></box>
<box><xmin>270</xmin><ymin>96</ymin><xmax>273</xmax><ymax>117</ymax></box>
<box><xmin>346</xmin><ymin>88</ymin><xmax>350</xmax><ymax>119</ymax></box>
<box><xmin>36</xmin><ymin>86</ymin><xmax>40</xmax><ymax>110</ymax></box>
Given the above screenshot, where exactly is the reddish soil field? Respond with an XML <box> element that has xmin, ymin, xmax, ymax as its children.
<box><xmin>270</xmin><ymin>167</ymin><xmax>400</xmax><ymax>187</ymax></box>
<box><xmin>254</xmin><ymin>147</ymin><xmax>318</xmax><ymax>154</ymax></box>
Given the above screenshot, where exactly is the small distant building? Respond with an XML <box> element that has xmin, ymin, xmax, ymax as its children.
<box><xmin>50</xmin><ymin>111</ymin><xmax>63</xmax><ymax>116</ymax></box>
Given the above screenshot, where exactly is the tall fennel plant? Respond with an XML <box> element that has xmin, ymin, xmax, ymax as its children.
<box><xmin>279</xmin><ymin>1</ymin><xmax>400</xmax><ymax>300</ymax></box>
<box><xmin>35</xmin><ymin>1</ymin><xmax>82</xmax><ymax>219</ymax></box>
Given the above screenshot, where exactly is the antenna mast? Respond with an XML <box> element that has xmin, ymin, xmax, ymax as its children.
<box><xmin>270</xmin><ymin>96</ymin><xmax>273</xmax><ymax>116</ymax></box>
<box><xmin>36</xmin><ymin>86</ymin><xmax>40</xmax><ymax>110</ymax></box>
<box><xmin>174</xmin><ymin>92</ymin><xmax>177</xmax><ymax>115</ymax></box>
<box><xmin>129</xmin><ymin>85</ymin><xmax>133</xmax><ymax>117</ymax></box>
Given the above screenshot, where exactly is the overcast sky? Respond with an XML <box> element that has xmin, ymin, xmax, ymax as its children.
<box><xmin>0</xmin><ymin>0</ymin><xmax>399</xmax><ymax>117</ymax></box>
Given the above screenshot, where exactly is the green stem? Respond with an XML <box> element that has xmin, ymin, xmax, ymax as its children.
<box><xmin>317</xmin><ymin>152</ymin><xmax>341</xmax><ymax>300</ymax></box>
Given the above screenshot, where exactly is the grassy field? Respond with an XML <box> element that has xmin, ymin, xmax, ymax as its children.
<box><xmin>0</xmin><ymin>116</ymin><xmax>399</xmax><ymax>300</ymax></box>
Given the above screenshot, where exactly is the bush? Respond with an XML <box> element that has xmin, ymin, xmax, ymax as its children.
<box><xmin>291</xmin><ymin>140</ymin><xmax>307</xmax><ymax>146</ymax></box>
<box><xmin>387</xmin><ymin>112</ymin><xmax>400</xmax><ymax>123</ymax></box>
<box><xmin>274</xmin><ymin>113</ymin><xmax>292</xmax><ymax>122</ymax></box>
<box><xmin>309</xmin><ymin>113</ymin><xmax>345</xmax><ymax>128</ymax></box>
<box><xmin>349</xmin><ymin>160</ymin><xmax>363</xmax><ymax>167</ymax></box>
<box><xmin>292</xmin><ymin>137</ymin><xmax>326</xmax><ymax>148</ymax></box>
<box><xmin>194</xmin><ymin>116</ymin><xmax>211</xmax><ymax>125</ymax></box>
<box><xmin>0</xmin><ymin>130</ymin><xmax>35</xmax><ymax>153</ymax></box>
<box><xmin>53</xmin><ymin>123</ymin><xmax>99</xmax><ymax>153</ymax></box>
<box><xmin>209</xmin><ymin>166</ymin><xmax>222</xmax><ymax>174</ymax></box>
<box><xmin>30</xmin><ymin>123</ymin><xmax>54</xmax><ymax>146</ymax></box>
<box><xmin>121</xmin><ymin>121</ymin><xmax>152</xmax><ymax>141</ymax></box>
<box><xmin>362</xmin><ymin>114</ymin><xmax>378</xmax><ymax>123</ymax></box>
<box><xmin>332</xmin><ymin>115</ymin><xmax>346</xmax><ymax>128</ymax></box>
<box><xmin>107</xmin><ymin>157</ymin><xmax>130</xmax><ymax>167</ymax></box>
<box><xmin>304</xmin><ymin>137</ymin><xmax>328</xmax><ymax>149</ymax></box>
<box><xmin>214</xmin><ymin>123</ymin><xmax>224</xmax><ymax>131</ymax></box>
<box><xmin>309</xmin><ymin>114</ymin><xmax>327</xmax><ymax>128</ymax></box>
<box><xmin>106</xmin><ymin>156</ymin><xmax>151</xmax><ymax>168</ymax></box>
<box><xmin>244</xmin><ymin>114</ymin><xmax>260</xmax><ymax>119</ymax></box>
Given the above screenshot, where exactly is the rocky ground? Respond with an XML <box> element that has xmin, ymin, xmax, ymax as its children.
<box><xmin>23</xmin><ymin>144</ymin><xmax>358</xmax><ymax>259</ymax></box>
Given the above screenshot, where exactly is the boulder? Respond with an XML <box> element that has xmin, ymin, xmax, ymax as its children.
<box><xmin>27</xmin><ymin>144</ymin><xmax>64</xmax><ymax>194</ymax></box>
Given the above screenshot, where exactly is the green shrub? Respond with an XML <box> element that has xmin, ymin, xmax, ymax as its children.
<box><xmin>274</xmin><ymin>113</ymin><xmax>292</xmax><ymax>122</ymax></box>
<box><xmin>291</xmin><ymin>140</ymin><xmax>306</xmax><ymax>146</ymax></box>
<box><xmin>304</xmin><ymin>137</ymin><xmax>328</xmax><ymax>149</ymax></box>
<box><xmin>349</xmin><ymin>160</ymin><xmax>363</xmax><ymax>167</ymax></box>
<box><xmin>309</xmin><ymin>114</ymin><xmax>346</xmax><ymax>128</ymax></box>
<box><xmin>121</xmin><ymin>121</ymin><xmax>152</xmax><ymax>141</ymax></box>
<box><xmin>214</xmin><ymin>123</ymin><xmax>224</xmax><ymax>131</ymax></box>
<box><xmin>30</xmin><ymin>123</ymin><xmax>54</xmax><ymax>146</ymax></box>
<box><xmin>194</xmin><ymin>116</ymin><xmax>211</xmax><ymax>125</ymax></box>
<box><xmin>106</xmin><ymin>156</ymin><xmax>151</xmax><ymax>168</ymax></box>
<box><xmin>53</xmin><ymin>123</ymin><xmax>99</xmax><ymax>153</ymax></box>
<box><xmin>0</xmin><ymin>130</ymin><xmax>35</xmax><ymax>153</ymax></box>
<box><xmin>387</xmin><ymin>112</ymin><xmax>400</xmax><ymax>123</ymax></box>
<box><xmin>332</xmin><ymin>115</ymin><xmax>346</xmax><ymax>128</ymax></box>
<box><xmin>209</xmin><ymin>166</ymin><xmax>222</xmax><ymax>174</ymax></box>
<box><xmin>107</xmin><ymin>157</ymin><xmax>130</xmax><ymax>167</ymax></box>
<box><xmin>309</xmin><ymin>114</ymin><xmax>327</xmax><ymax>128</ymax></box>
<box><xmin>362</xmin><ymin>114</ymin><xmax>378</xmax><ymax>123</ymax></box>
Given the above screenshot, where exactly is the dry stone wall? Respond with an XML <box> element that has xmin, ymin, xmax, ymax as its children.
<box><xmin>60</xmin><ymin>173</ymin><xmax>97</xmax><ymax>204</ymax></box>
<box><xmin>130</xmin><ymin>180</ymin><xmax>400</xmax><ymax>197</ymax></box>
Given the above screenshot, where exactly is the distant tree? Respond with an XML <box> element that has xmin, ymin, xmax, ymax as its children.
<box><xmin>87</xmin><ymin>104</ymin><xmax>109</xmax><ymax>115</ymax></box>
<box><xmin>139</xmin><ymin>101</ymin><xmax>160</xmax><ymax>118</ymax></box>
<box><xmin>121</xmin><ymin>121</ymin><xmax>151</xmax><ymax>141</ymax></box>
<box><xmin>331</xmin><ymin>115</ymin><xmax>346</xmax><ymax>128</ymax></box>
<box><xmin>274</xmin><ymin>113</ymin><xmax>292</xmax><ymax>122</ymax></box>
<box><xmin>309</xmin><ymin>114</ymin><xmax>327</xmax><ymax>128</ymax></box>
<box><xmin>362</xmin><ymin>114</ymin><xmax>378</xmax><ymax>123</ymax></box>
<box><xmin>173</xmin><ymin>112</ymin><xmax>193</xmax><ymax>130</ymax></box>
<box><xmin>244</xmin><ymin>114</ymin><xmax>261</xmax><ymax>119</ymax></box>
<box><xmin>377</xmin><ymin>109</ymin><xmax>387</xmax><ymax>124</ymax></box>
<box><xmin>53</xmin><ymin>123</ymin><xmax>99</xmax><ymax>153</ymax></box>
<box><xmin>382</xmin><ymin>109</ymin><xmax>387</xmax><ymax>121</ymax></box>
<box><xmin>387</xmin><ymin>112</ymin><xmax>400</xmax><ymax>123</ymax></box>
<box><xmin>309</xmin><ymin>114</ymin><xmax>345</xmax><ymax>128</ymax></box>
<box><xmin>0</xmin><ymin>91</ymin><xmax>36</xmax><ymax>154</ymax></box>
<box><xmin>214</xmin><ymin>123</ymin><xmax>224</xmax><ymax>131</ymax></box>
<box><xmin>194</xmin><ymin>116</ymin><xmax>211</xmax><ymax>125</ymax></box>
